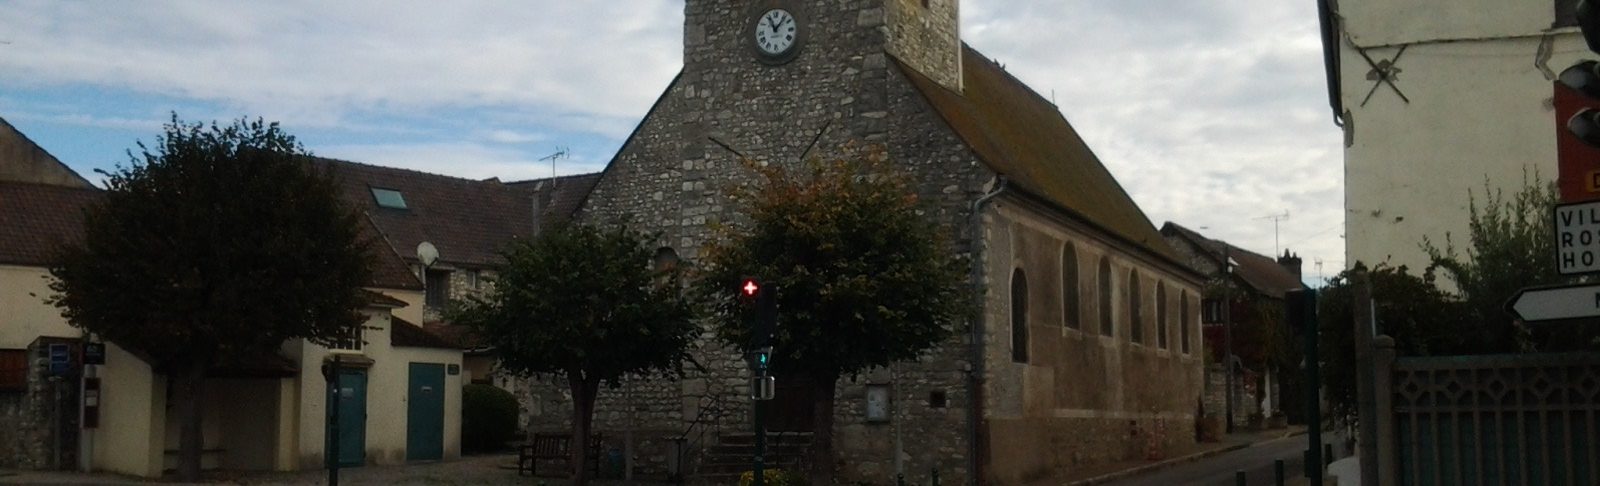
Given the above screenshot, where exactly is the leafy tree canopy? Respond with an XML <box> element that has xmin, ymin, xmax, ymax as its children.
<box><xmin>48</xmin><ymin>115</ymin><xmax>372</xmax><ymax>480</ymax></box>
<box><xmin>693</xmin><ymin>151</ymin><xmax>972</xmax><ymax>379</ymax></box>
<box><xmin>451</xmin><ymin>222</ymin><xmax>699</xmax><ymax>384</ymax></box>
<box><xmin>50</xmin><ymin>115</ymin><xmax>371</xmax><ymax>372</ymax></box>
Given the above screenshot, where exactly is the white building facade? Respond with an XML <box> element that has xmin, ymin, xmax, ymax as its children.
<box><xmin>1325</xmin><ymin>0</ymin><xmax>1585</xmax><ymax>269</ymax></box>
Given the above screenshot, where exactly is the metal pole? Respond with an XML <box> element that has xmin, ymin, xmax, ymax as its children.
<box><xmin>1354</xmin><ymin>279</ymin><xmax>1378</xmax><ymax>486</ymax></box>
<box><xmin>753</xmin><ymin>398</ymin><xmax>766</xmax><ymax>486</ymax></box>
<box><xmin>1275</xmin><ymin>459</ymin><xmax>1285</xmax><ymax>486</ymax></box>
<box><xmin>1223</xmin><ymin>246</ymin><xmax>1235</xmax><ymax>434</ymax></box>
<box><xmin>328</xmin><ymin>354</ymin><xmax>341</xmax><ymax>486</ymax></box>
<box><xmin>1235</xmin><ymin>470</ymin><xmax>1247</xmax><ymax>486</ymax></box>
<box><xmin>1304</xmin><ymin>289</ymin><xmax>1322</xmax><ymax>486</ymax></box>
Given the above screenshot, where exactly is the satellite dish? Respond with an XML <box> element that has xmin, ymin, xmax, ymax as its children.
<box><xmin>417</xmin><ymin>242</ymin><xmax>439</xmax><ymax>267</ymax></box>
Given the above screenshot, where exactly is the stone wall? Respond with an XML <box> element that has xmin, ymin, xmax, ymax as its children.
<box><xmin>0</xmin><ymin>338</ymin><xmax>81</xmax><ymax>470</ymax></box>
<box><xmin>885</xmin><ymin>0</ymin><xmax>961</xmax><ymax>93</ymax></box>
<box><xmin>979</xmin><ymin>198</ymin><xmax>1206</xmax><ymax>484</ymax></box>
<box><xmin>1203</xmin><ymin>363</ymin><xmax>1260</xmax><ymax>428</ymax></box>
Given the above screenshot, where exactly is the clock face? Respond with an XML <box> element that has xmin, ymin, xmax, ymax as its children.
<box><xmin>754</xmin><ymin>9</ymin><xmax>798</xmax><ymax>57</ymax></box>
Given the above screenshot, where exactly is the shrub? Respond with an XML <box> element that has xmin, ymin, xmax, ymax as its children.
<box><xmin>461</xmin><ymin>383</ymin><xmax>519</xmax><ymax>452</ymax></box>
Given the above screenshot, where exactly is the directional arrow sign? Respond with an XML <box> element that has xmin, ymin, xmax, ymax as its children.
<box><xmin>1506</xmin><ymin>283</ymin><xmax>1600</xmax><ymax>322</ymax></box>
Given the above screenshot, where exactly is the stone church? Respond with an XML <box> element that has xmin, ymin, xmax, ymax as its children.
<box><xmin>522</xmin><ymin>1</ymin><xmax>1208</xmax><ymax>484</ymax></box>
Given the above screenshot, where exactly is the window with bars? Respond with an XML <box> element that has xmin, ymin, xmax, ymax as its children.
<box><xmin>329</xmin><ymin>323</ymin><xmax>363</xmax><ymax>351</ymax></box>
<box><xmin>0</xmin><ymin>349</ymin><xmax>27</xmax><ymax>392</ymax></box>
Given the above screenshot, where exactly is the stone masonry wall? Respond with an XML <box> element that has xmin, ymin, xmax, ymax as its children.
<box><xmin>0</xmin><ymin>338</ymin><xmax>81</xmax><ymax>470</ymax></box>
<box><xmin>885</xmin><ymin>0</ymin><xmax>961</xmax><ymax>93</ymax></box>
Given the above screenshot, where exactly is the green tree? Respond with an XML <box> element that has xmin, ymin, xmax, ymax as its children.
<box><xmin>449</xmin><ymin>223</ymin><xmax>698</xmax><ymax>486</ymax></box>
<box><xmin>1423</xmin><ymin>172</ymin><xmax>1598</xmax><ymax>352</ymax></box>
<box><xmin>694</xmin><ymin>151</ymin><xmax>971</xmax><ymax>485</ymax></box>
<box><xmin>1317</xmin><ymin>263</ymin><xmax>1467</xmax><ymax>423</ymax></box>
<box><xmin>49</xmin><ymin>116</ymin><xmax>371</xmax><ymax>480</ymax></box>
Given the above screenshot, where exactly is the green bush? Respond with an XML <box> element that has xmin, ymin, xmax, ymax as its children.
<box><xmin>461</xmin><ymin>383</ymin><xmax>519</xmax><ymax>452</ymax></box>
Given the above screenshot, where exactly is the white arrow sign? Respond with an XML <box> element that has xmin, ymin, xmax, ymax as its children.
<box><xmin>1506</xmin><ymin>284</ymin><xmax>1600</xmax><ymax>322</ymax></box>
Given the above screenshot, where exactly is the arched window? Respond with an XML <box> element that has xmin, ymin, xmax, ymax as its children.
<box><xmin>1062</xmin><ymin>243</ymin><xmax>1079</xmax><ymax>330</ymax></box>
<box><xmin>1098</xmin><ymin>257</ymin><xmax>1113</xmax><ymax>336</ymax></box>
<box><xmin>1129</xmin><ymin>270</ymin><xmax>1143</xmax><ymax>344</ymax></box>
<box><xmin>1181</xmin><ymin>290</ymin><xmax>1192</xmax><ymax>354</ymax></box>
<box><xmin>1156</xmin><ymin>282</ymin><xmax>1169</xmax><ymax>349</ymax></box>
<box><xmin>652</xmin><ymin>247</ymin><xmax>680</xmax><ymax>286</ymax></box>
<box><xmin>1011</xmin><ymin>268</ymin><xmax>1029</xmax><ymax>363</ymax></box>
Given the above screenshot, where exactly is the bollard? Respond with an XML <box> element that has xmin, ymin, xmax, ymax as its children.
<box><xmin>1274</xmin><ymin>459</ymin><xmax>1285</xmax><ymax>486</ymax></box>
<box><xmin>896</xmin><ymin>473</ymin><xmax>905</xmax><ymax>486</ymax></box>
<box><xmin>1324</xmin><ymin>443</ymin><xmax>1334</xmax><ymax>466</ymax></box>
<box><xmin>931</xmin><ymin>468</ymin><xmax>940</xmax><ymax>486</ymax></box>
<box><xmin>1236</xmin><ymin>470</ymin><xmax>1247</xmax><ymax>486</ymax></box>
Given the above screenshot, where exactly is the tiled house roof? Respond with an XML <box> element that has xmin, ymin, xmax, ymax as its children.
<box><xmin>391</xmin><ymin>316</ymin><xmax>459</xmax><ymax>349</ymax></box>
<box><xmin>321</xmin><ymin>159</ymin><xmax>600</xmax><ymax>272</ymax></box>
<box><xmin>0</xmin><ymin>181</ymin><xmax>100</xmax><ymax>266</ymax></box>
<box><xmin>1161</xmin><ymin>222</ymin><xmax>1304</xmax><ymax>298</ymax></box>
<box><xmin>0</xmin><ymin>176</ymin><xmax>422</xmax><ymax>292</ymax></box>
<box><xmin>897</xmin><ymin>45</ymin><xmax>1183</xmax><ymax>264</ymax></box>
<box><xmin>506</xmin><ymin>172</ymin><xmax>604</xmax><ymax>228</ymax></box>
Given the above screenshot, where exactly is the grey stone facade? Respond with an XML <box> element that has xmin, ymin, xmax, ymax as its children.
<box><xmin>514</xmin><ymin>1</ymin><xmax>1204</xmax><ymax>484</ymax></box>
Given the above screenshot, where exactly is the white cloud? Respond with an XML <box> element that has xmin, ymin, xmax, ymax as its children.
<box><xmin>0</xmin><ymin>0</ymin><xmax>1349</xmax><ymax>280</ymax></box>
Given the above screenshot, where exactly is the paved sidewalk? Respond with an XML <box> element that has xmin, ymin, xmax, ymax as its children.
<box><xmin>0</xmin><ymin>454</ymin><xmax>676</xmax><ymax>485</ymax></box>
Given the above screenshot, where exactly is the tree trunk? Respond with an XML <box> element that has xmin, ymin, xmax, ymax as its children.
<box><xmin>808</xmin><ymin>372</ymin><xmax>839</xmax><ymax>486</ymax></box>
<box><xmin>569</xmin><ymin>374</ymin><xmax>601</xmax><ymax>486</ymax></box>
<box><xmin>173</xmin><ymin>362</ymin><xmax>209</xmax><ymax>481</ymax></box>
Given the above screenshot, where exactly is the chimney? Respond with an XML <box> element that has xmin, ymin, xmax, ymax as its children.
<box><xmin>1278</xmin><ymin>250</ymin><xmax>1303</xmax><ymax>281</ymax></box>
<box><xmin>531</xmin><ymin>179</ymin><xmax>556</xmax><ymax>237</ymax></box>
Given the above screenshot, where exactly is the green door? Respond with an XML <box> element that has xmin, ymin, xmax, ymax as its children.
<box><xmin>326</xmin><ymin>368</ymin><xmax>367</xmax><ymax>467</ymax></box>
<box><xmin>406</xmin><ymin>362</ymin><xmax>446</xmax><ymax>461</ymax></box>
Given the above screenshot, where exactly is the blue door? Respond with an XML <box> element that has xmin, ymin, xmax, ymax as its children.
<box><xmin>326</xmin><ymin>368</ymin><xmax>367</xmax><ymax>467</ymax></box>
<box><xmin>406</xmin><ymin>363</ymin><xmax>446</xmax><ymax>461</ymax></box>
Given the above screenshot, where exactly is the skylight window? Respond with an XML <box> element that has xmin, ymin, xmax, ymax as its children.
<box><xmin>371</xmin><ymin>188</ymin><xmax>407</xmax><ymax>209</ymax></box>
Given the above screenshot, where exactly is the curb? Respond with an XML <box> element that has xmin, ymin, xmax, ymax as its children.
<box><xmin>1066</xmin><ymin>428</ymin><xmax>1310</xmax><ymax>486</ymax></box>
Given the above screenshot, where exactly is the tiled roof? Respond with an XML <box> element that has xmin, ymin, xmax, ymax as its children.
<box><xmin>506</xmin><ymin>172</ymin><xmax>603</xmax><ymax>228</ymax></box>
<box><xmin>391</xmin><ymin>316</ymin><xmax>458</xmax><ymax>350</ymax></box>
<box><xmin>0</xmin><ymin>181</ymin><xmax>100</xmax><ymax>266</ymax></box>
<box><xmin>1161</xmin><ymin>222</ymin><xmax>1304</xmax><ymax>298</ymax></box>
<box><xmin>897</xmin><ymin>45</ymin><xmax>1182</xmax><ymax>264</ymax></box>
<box><xmin>321</xmin><ymin>159</ymin><xmax>598</xmax><ymax>270</ymax></box>
<box><xmin>423</xmin><ymin>322</ymin><xmax>490</xmax><ymax>351</ymax></box>
<box><xmin>0</xmin><ymin>177</ymin><xmax>421</xmax><ymax>291</ymax></box>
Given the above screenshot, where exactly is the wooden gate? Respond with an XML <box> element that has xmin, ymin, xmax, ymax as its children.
<box><xmin>1376</xmin><ymin>341</ymin><xmax>1600</xmax><ymax>485</ymax></box>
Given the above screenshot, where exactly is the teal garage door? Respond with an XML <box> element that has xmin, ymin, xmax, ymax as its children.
<box><xmin>407</xmin><ymin>362</ymin><xmax>446</xmax><ymax>461</ymax></box>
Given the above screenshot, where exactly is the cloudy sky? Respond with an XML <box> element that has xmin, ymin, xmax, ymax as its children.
<box><xmin>0</xmin><ymin>0</ymin><xmax>1345</xmax><ymax>283</ymax></box>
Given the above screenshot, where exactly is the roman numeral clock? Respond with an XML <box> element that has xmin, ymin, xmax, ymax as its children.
<box><xmin>749</xmin><ymin>2</ymin><xmax>806</xmax><ymax>65</ymax></box>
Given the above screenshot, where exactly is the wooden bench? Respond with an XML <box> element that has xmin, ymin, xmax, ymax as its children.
<box><xmin>517</xmin><ymin>432</ymin><xmax>604</xmax><ymax>477</ymax></box>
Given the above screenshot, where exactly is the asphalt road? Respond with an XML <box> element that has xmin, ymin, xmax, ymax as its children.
<box><xmin>1107</xmin><ymin>433</ymin><xmax>1341</xmax><ymax>486</ymax></box>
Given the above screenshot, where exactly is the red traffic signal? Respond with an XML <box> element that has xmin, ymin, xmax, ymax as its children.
<box><xmin>741</xmin><ymin>277</ymin><xmax>761</xmax><ymax>297</ymax></box>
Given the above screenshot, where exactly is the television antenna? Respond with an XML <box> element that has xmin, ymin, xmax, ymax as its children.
<box><xmin>1255</xmin><ymin>210</ymin><xmax>1290</xmax><ymax>256</ymax></box>
<box><xmin>539</xmin><ymin>146</ymin><xmax>569</xmax><ymax>179</ymax></box>
<box><xmin>1314</xmin><ymin>257</ymin><xmax>1325</xmax><ymax>283</ymax></box>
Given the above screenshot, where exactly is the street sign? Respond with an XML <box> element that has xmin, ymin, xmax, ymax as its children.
<box><xmin>1505</xmin><ymin>283</ymin><xmax>1600</xmax><ymax>322</ymax></box>
<box><xmin>1555</xmin><ymin>201</ymin><xmax>1600</xmax><ymax>274</ymax></box>
<box><xmin>1556</xmin><ymin>80</ymin><xmax>1600</xmax><ymax>203</ymax></box>
<box><xmin>751</xmin><ymin>375</ymin><xmax>775</xmax><ymax>400</ymax></box>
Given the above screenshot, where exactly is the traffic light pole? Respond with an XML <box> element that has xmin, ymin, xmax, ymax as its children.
<box><xmin>754</xmin><ymin>393</ymin><xmax>767</xmax><ymax>486</ymax></box>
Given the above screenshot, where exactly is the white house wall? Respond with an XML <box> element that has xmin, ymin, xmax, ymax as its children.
<box><xmin>1337</xmin><ymin>0</ymin><xmax>1585</xmax><ymax>270</ymax></box>
<box><xmin>0</xmin><ymin>265</ymin><xmax>79</xmax><ymax>348</ymax></box>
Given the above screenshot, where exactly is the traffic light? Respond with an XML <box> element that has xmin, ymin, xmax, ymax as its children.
<box><xmin>1284</xmin><ymin>288</ymin><xmax>1317</xmax><ymax>331</ymax></box>
<box><xmin>738</xmin><ymin>277</ymin><xmax>778</xmax><ymax>349</ymax></box>
<box><xmin>1556</xmin><ymin>1</ymin><xmax>1600</xmax><ymax>201</ymax></box>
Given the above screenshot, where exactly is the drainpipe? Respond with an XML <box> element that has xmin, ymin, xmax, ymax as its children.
<box><xmin>966</xmin><ymin>176</ymin><xmax>1006</xmax><ymax>486</ymax></box>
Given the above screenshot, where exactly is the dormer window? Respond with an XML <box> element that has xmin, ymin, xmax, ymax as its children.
<box><xmin>371</xmin><ymin>187</ymin><xmax>407</xmax><ymax>209</ymax></box>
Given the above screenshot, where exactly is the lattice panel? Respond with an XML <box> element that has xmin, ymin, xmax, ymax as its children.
<box><xmin>1391</xmin><ymin>354</ymin><xmax>1600</xmax><ymax>486</ymax></box>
